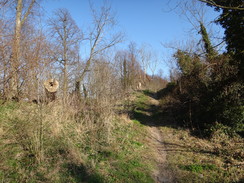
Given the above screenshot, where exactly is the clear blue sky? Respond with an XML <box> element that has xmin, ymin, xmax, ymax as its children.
<box><xmin>42</xmin><ymin>0</ymin><xmax>223</xmax><ymax>77</ymax></box>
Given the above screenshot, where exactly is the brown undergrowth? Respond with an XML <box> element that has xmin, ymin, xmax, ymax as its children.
<box><xmin>0</xmin><ymin>96</ymin><xmax>154</xmax><ymax>183</ymax></box>
<box><xmin>161</xmin><ymin>126</ymin><xmax>244</xmax><ymax>183</ymax></box>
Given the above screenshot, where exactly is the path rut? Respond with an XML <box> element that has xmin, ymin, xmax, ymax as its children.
<box><xmin>147</xmin><ymin>125</ymin><xmax>174</xmax><ymax>183</ymax></box>
<box><xmin>144</xmin><ymin>97</ymin><xmax>175</xmax><ymax>183</ymax></box>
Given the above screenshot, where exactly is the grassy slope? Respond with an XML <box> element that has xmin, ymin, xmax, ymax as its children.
<box><xmin>0</xmin><ymin>99</ymin><xmax>154</xmax><ymax>183</ymax></box>
<box><xmin>1</xmin><ymin>90</ymin><xmax>243</xmax><ymax>183</ymax></box>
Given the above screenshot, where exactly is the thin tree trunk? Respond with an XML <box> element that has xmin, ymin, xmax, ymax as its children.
<box><xmin>123</xmin><ymin>58</ymin><xmax>127</xmax><ymax>90</ymax></box>
<box><xmin>9</xmin><ymin>0</ymin><xmax>36</xmax><ymax>99</ymax></box>
<box><xmin>9</xmin><ymin>0</ymin><xmax>23</xmax><ymax>99</ymax></box>
<box><xmin>63</xmin><ymin>21</ymin><xmax>68</xmax><ymax>99</ymax></box>
<box><xmin>3</xmin><ymin>55</ymin><xmax>8</xmax><ymax>98</ymax></box>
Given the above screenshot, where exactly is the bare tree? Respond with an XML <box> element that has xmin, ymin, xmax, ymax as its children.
<box><xmin>48</xmin><ymin>8</ymin><xmax>82</xmax><ymax>99</ymax></box>
<box><xmin>20</xmin><ymin>24</ymin><xmax>54</xmax><ymax>101</ymax></box>
<box><xmin>0</xmin><ymin>0</ymin><xmax>39</xmax><ymax>99</ymax></box>
<box><xmin>9</xmin><ymin>0</ymin><xmax>37</xmax><ymax>99</ymax></box>
<box><xmin>180</xmin><ymin>0</ymin><xmax>206</xmax><ymax>31</ymax></box>
<box><xmin>128</xmin><ymin>42</ymin><xmax>139</xmax><ymax>88</ymax></box>
<box><xmin>114</xmin><ymin>47</ymin><xmax>143</xmax><ymax>91</ymax></box>
<box><xmin>138</xmin><ymin>44</ymin><xmax>152</xmax><ymax>84</ymax></box>
<box><xmin>148</xmin><ymin>51</ymin><xmax>159</xmax><ymax>78</ymax></box>
<box><xmin>162</xmin><ymin>0</ymin><xmax>223</xmax><ymax>67</ymax></box>
<box><xmin>75</xmin><ymin>2</ymin><xmax>123</xmax><ymax>93</ymax></box>
<box><xmin>180</xmin><ymin>0</ymin><xmax>225</xmax><ymax>54</ymax></box>
<box><xmin>114</xmin><ymin>51</ymin><xmax>129</xmax><ymax>90</ymax></box>
<box><xmin>0</xmin><ymin>8</ymin><xmax>12</xmax><ymax>98</ymax></box>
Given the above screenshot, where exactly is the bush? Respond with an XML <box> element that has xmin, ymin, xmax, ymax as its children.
<box><xmin>160</xmin><ymin>53</ymin><xmax>243</xmax><ymax>137</ymax></box>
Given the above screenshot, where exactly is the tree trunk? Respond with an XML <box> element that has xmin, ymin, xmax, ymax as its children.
<box><xmin>123</xmin><ymin>58</ymin><xmax>127</xmax><ymax>90</ymax></box>
<box><xmin>9</xmin><ymin>0</ymin><xmax>36</xmax><ymax>100</ymax></box>
<box><xmin>9</xmin><ymin>0</ymin><xmax>23</xmax><ymax>99</ymax></box>
<box><xmin>63</xmin><ymin>21</ymin><xmax>68</xmax><ymax>99</ymax></box>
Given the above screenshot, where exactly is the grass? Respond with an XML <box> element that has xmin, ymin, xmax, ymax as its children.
<box><xmin>160</xmin><ymin>126</ymin><xmax>244</xmax><ymax>183</ymax></box>
<box><xmin>96</xmin><ymin>116</ymin><xmax>154</xmax><ymax>183</ymax></box>
<box><xmin>180</xmin><ymin>164</ymin><xmax>217</xmax><ymax>173</ymax></box>
<box><xmin>131</xmin><ymin>90</ymin><xmax>160</xmax><ymax>124</ymax></box>
<box><xmin>61</xmin><ymin>163</ymin><xmax>104</xmax><ymax>183</ymax></box>
<box><xmin>131</xmin><ymin>90</ymin><xmax>244</xmax><ymax>183</ymax></box>
<box><xmin>133</xmin><ymin>91</ymin><xmax>152</xmax><ymax>110</ymax></box>
<box><xmin>3</xmin><ymin>90</ymin><xmax>242</xmax><ymax>183</ymax></box>
<box><xmin>0</xmin><ymin>99</ymin><xmax>154</xmax><ymax>183</ymax></box>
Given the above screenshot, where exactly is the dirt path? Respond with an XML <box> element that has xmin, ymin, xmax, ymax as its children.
<box><xmin>145</xmin><ymin>97</ymin><xmax>175</xmax><ymax>183</ymax></box>
<box><xmin>147</xmin><ymin>125</ymin><xmax>174</xmax><ymax>183</ymax></box>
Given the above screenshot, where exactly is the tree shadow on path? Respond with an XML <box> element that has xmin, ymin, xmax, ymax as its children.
<box><xmin>131</xmin><ymin>90</ymin><xmax>178</xmax><ymax>128</ymax></box>
<box><xmin>63</xmin><ymin>163</ymin><xmax>104</xmax><ymax>183</ymax></box>
<box><xmin>131</xmin><ymin>90</ymin><xmax>219</xmax><ymax>157</ymax></box>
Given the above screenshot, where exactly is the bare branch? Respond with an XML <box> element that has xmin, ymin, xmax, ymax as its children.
<box><xmin>198</xmin><ymin>0</ymin><xmax>244</xmax><ymax>10</ymax></box>
<box><xmin>0</xmin><ymin>0</ymin><xmax>9</xmax><ymax>7</ymax></box>
<box><xmin>77</xmin><ymin>2</ymin><xmax>123</xmax><ymax>83</ymax></box>
<box><xmin>21</xmin><ymin>0</ymin><xmax>36</xmax><ymax>26</ymax></box>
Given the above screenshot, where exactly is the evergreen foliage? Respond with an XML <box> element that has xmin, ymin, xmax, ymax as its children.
<box><xmin>199</xmin><ymin>22</ymin><xmax>217</xmax><ymax>59</ymax></box>
<box><xmin>207</xmin><ymin>0</ymin><xmax>244</xmax><ymax>79</ymax></box>
<box><xmin>159</xmin><ymin>3</ymin><xmax>244</xmax><ymax>136</ymax></box>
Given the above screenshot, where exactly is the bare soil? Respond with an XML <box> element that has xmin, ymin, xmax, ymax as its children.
<box><xmin>147</xmin><ymin>125</ymin><xmax>175</xmax><ymax>183</ymax></box>
<box><xmin>144</xmin><ymin>97</ymin><xmax>175</xmax><ymax>183</ymax></box>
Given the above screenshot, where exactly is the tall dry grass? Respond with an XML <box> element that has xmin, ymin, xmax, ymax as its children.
<box><xmin>0</xmin><ymin>89</ymin><xmax>121</xmax><ymax>182</ymax></box>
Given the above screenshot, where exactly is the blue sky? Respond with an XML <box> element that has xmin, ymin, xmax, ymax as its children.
<box><xmin>42</xmin><ymin>0</ymin><xmax>223</xmax><ymax>77</ymax></box>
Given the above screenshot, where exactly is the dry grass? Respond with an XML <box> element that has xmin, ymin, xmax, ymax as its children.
<box><xmin>0</xmin><ymin>97</ymin><xmax>113</xmax><ymax>180</ymax></box>
<box><xmin>0</xmin><ymin>96</ymin><xmax>154</xmax><ymax>182</ymax></box>
<box><xmin>161</xmin><ymin>126</ymin><xmax>244</xmax><ymax>183</ymax></box>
